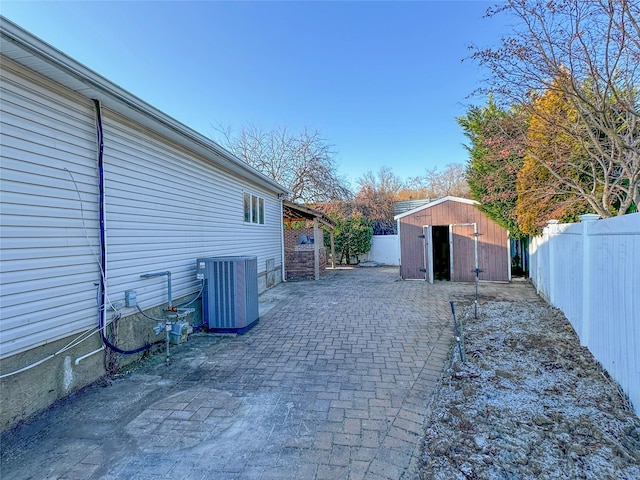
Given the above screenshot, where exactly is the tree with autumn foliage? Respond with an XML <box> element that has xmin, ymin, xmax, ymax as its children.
<box><xmin>316</xmin><ymin>165</ymin><xmax>469</xmax><ymax>236</ymax></box>
<box><xmin>318</xmin><ymin>167</ymin><xmax>403</xmax><ymax>235</ymax></box>
<box><xmin>472</xmin><ymin>0</ymin><xmax>639</xmax><ymax>221</ymax></box>
<box><xmin>516</xmin><ymin>79</ymin><xmax>593</xmax><ymax>234</ymax></box>
<box><xmin>457</xmin><ymin>98</ymin><xmax>528</xmax><ymax>237</ymax></box>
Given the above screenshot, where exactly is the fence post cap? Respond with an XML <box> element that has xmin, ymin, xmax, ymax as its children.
<box><xmin>579</xmin><ymin>213</ymin><xmax>601</xmax><ymax>223</ymax></box>
<box><xmin>546</xmin><ymin>219</ymin><xmax>560</xmax><ymax>225</ymax></box>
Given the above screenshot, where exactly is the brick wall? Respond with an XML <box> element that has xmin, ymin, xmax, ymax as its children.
<box><xmin>284</xmin><ymin>227</ymin><xmax>316</xmax><ymax>250</ymax></box>
<box><xmin>285</xmin><ymin>245</ymin><xmax>327</xmax><ymax>280</ymax></box>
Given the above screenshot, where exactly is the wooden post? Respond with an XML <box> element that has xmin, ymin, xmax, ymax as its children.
<box><xmin>330</xmin><ymin>229</ymin><xmax>335</xmax><ymax>269</ymax></box>
<box><xmin>314</xmin><ymin>217</ymin><xmax>320</xmax><ymax>280</ymax></box>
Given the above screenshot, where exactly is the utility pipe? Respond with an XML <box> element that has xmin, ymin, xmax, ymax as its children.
<box><xmin>94</xmin><ymin>99</ymin><xmax>107</xmax><ymax>345</ymax></box>
<box><xmin>140</xmin><ymin>271</ymin><xmax>175</xmax><ymax>363</ymax></box>
<box><xmin>75</xmin><ymin>346</ymin><xmax>105</xmax><ymax>365</ymax></box>
<box><xmin>140</xmin><ymin>271</ymin><xmax>172</xmax><ymax>307</ymax></box>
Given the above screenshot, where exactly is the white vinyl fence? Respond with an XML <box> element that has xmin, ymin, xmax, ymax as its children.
<box><xmin>365</xmin><ymin>235</ymin><xmax>400</xmax><ymax>266</ymax></box>
<box><xmin>530</xmin><ymin>213</ymin><xmax>640</xmax><ymax>414</ymax></box>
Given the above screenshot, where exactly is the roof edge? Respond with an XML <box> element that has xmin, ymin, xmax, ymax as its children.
<box><xmin>393</xmin><ymin>196</ymin><xmax>479</xmax><ymax>220</ymax></box>
<box><xmin>0</xmin><ymin>16</ymin><xmax>290</xmax><ymax>196</ymax></box>
<box><xmin>282</xmin><ymin>200</ymin><xmax>335</xmax><ymax>229</ymax></box>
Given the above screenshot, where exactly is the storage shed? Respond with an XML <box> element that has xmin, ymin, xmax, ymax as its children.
<box><xmin>394</xmin><ymin>196</ymin><xmax>510</xmax><ymax>282</ymax></box>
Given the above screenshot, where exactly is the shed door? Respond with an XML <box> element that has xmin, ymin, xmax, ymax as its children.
<box><xmin>423</xmin><ymin>225</ymin><xmax>433</xmax><ymax>283</ymax></box>
<box><xmin>399</xmin><ymin>222</ymin><xmax>426</xmax><ymax>279</ymax></box>
<box><xmin>451</xmin><ymin>224</ymin><xmax>476</xmax><ymax>282</ymax></box>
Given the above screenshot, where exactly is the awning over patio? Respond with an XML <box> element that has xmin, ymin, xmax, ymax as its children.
<box><xmin>282</xmin><ymin>201</ymin><xmax>336</xmax><ymax>280</ymax></box>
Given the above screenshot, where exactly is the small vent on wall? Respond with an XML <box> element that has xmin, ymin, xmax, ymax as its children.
<box><xmin>266</xmin><ymin>258</ymin><xmax>276</xmax><ymax>288</ymax></box>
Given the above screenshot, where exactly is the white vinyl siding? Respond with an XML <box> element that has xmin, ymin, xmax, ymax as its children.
<box><xmin>0</xmin><ymin>58</ymin><xmax>100</xmax><ymax>360</ymax></box>
<box><xmin>1</xmin><ymin>56</ymin><xmax>285</xmax><ymax>361</ymax></box>
<box><xmin>101</xmin><ymin>109</ymin><xmax>283</xmax><ymax>310</ymax></box>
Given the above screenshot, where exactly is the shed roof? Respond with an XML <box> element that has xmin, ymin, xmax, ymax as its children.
<box><xmin>393</xmin><ymin>196</ymin><xmax>479</xmax><ymax>220</ymax></box>
<box><xmin>393</xmin><ymin>199</ymin><xmax>434</xmax><ymax>217</ymax></box>
<box><xmin>0</xmin><ymin>16</ymin><xmax>290</xmax><ymax>196</ymax></box>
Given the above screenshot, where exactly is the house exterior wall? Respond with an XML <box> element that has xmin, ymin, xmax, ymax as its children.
<box><xmin>100</xmin><ymin>106</ymin><xmax>284</xmax><ymax>307</ymax></box>
<box><xmin>1</xmin><ymin>57</ymin><xmax>106</xmax><ymax>431</ymax></box>
<box><xmin>1</xmin><ymin>57</ymin><xmax>101</xmax><ymax>361</ymax></box>
<box><xmin>0</xmin><ymin>55</ymin><xmax>284</xmax><ymax>430</ymax></box>
<box><xmin>398</xmin><ymin>200</ymin><xmax>509</xmax><ymax>282</ymax></box>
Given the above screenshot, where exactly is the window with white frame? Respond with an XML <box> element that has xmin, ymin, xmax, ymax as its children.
<box><xmin>244</xmin><ymin>192</ymin><xmax>265</xmax><ymax>225</ymax></box>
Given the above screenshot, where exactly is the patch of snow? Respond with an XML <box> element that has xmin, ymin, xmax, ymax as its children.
<box><xmin>421</xmin><ymin>300</ymin><xmax>640</xmax><ymax>480</ymax></box>
<box><xmin>358</xmin><ymin>261</ymin><xmax>379</xmax><ymax>267</ymax></box>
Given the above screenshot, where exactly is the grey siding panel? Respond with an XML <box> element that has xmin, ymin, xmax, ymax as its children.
<box><xmin>101</xmin><ymin>109</ymin><xmax>283</xmax><ymax>310</ymax></box>
<box><xmin>0</xmin><ymin>58</ymin><xmax>100</xmax><ymax>359</ymax></box>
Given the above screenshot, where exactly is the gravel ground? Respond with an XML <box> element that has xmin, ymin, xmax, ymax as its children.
<box><xmin>420</xmin><ymin>298</ymin><xmax>640</xmax><ymax>480</ymax></box>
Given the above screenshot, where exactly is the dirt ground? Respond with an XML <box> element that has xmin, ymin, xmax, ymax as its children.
<box><xmin>419</xmin><ymin>296</ymin><xmax>640</xmax><ymax>480</ymax></box>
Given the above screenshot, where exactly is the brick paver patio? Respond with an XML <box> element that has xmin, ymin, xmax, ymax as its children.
<box><xmin>1</xmin><ymin>266</ymin><xmax>490</xmax><ymax>480</ymax></box>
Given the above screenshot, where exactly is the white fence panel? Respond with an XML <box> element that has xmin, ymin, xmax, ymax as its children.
<box><xmin>547</xmin><ymin>222</ymin><xmax>583</xmax><ymax>330</ymax></box>
<box><xmin>366</xmin><ymin>235</ymin><xmax>400</xmax><ymax>266</ymax></box>
<box><xmin>532</xmin><ymin>232</ymin><xmax>551</xmax><ymax>301</ymax></box>
<box><xmin>586</xmin><ymin>215</ymin><xmax>640</xmax><ymax>415</ymax></box>
<box><xmin>529</xmin><ymin>213</ymin><xmax>640</xmax><ymax>414</ymax></box>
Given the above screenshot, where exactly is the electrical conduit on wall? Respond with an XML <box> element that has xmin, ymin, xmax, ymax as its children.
<box><xmin>92</xmin><ymin>99</ymin><xmax>159</xmax><ymax>355</ymax></box>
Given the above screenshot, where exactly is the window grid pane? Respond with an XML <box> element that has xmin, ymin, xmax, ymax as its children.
<box><xmin>243</xmin><ymin>193</ymin><xmax>251</xmax><ymax>222</ymax></box>
<box><xmin>251</xmin><ymin>195</ymin><xmax>258</xmax><ymax>223</ymax></box>
<box><xmin>259</xmin><ymin>198</ymin><xmax>265</xmax><ymax>224</ymax></box>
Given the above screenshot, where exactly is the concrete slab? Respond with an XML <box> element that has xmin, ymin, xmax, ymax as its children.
<box><xmin>0</xmin><ymin>267</ymin><xmax>514</xmax><ymax>479</ymax></box>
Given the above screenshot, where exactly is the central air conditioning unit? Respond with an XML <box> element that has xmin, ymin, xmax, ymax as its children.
<box><xmin>196</xmin><ymin>256</ymin><xmax>259</xmax><ymax>334</ymax></box>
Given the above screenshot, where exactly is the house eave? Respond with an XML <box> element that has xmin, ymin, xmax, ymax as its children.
<box><xmin>0</xmin><ymin>16</ymin><xmax>290</xmax><ymax>196</ymax></box>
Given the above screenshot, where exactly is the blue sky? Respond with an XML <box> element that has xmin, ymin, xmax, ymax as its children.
<box><xmin>2</xmin><ymin>1</ymin><xmax>508</xmax><ymax>188</ymax></box>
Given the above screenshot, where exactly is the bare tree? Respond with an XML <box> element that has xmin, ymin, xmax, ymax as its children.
<box><xmin>354</xmin><ymin>167</ymin><xmax>403</xmax><ymax>234</ymax></box>
<box><xmin>215</xmin><ymin>124</ymin><xmax>352</xmax><ymax>203</ymax></box>
<box><xmin>318</xmin><ymin>165</ymin><xmax>470</xmax><ymax>235</ymax></box>
<box><xmin>472</xmin><ymin>0</ymin><xmax>640</xmax><ymax>217</ymax></box>
<box><xmin>356</xmin><ymin>167</ymin><xmax>404</xmax><ymax>197</ymax></box>
<box><xmin>403</xmin><ymin>163</ymin><xmax>471</xmax><ymax>199</ymax></box>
